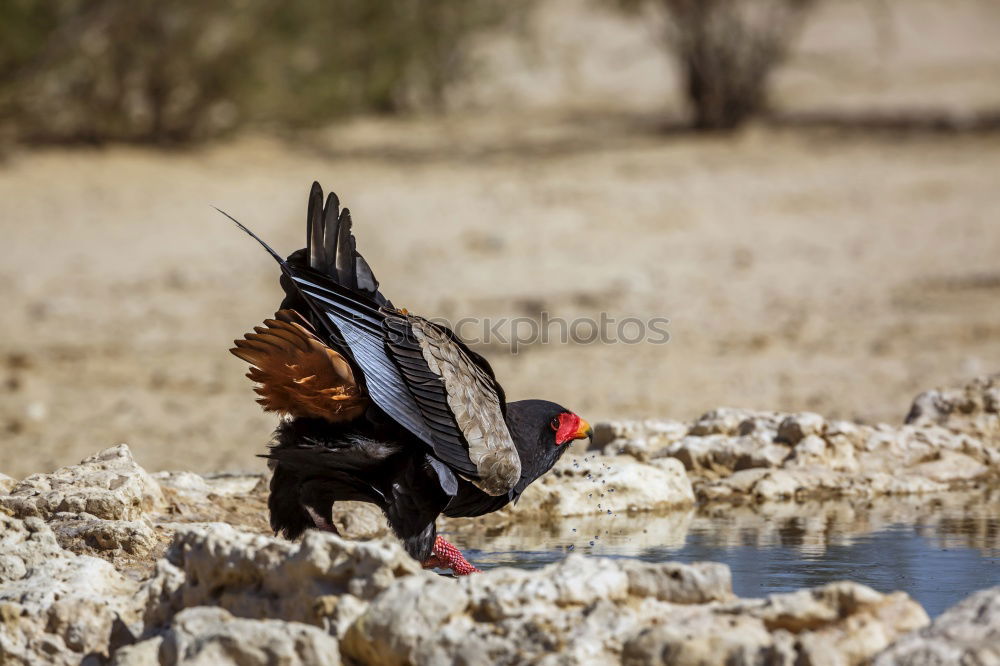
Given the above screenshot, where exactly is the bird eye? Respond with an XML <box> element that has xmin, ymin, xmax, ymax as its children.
<box><xmin>550</xmin><ymin>416</ymin><xmax>560</xmax><ymax>431</ymax></box>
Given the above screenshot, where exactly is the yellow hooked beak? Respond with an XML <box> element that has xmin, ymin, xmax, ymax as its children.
<box><xmin>573</xmin><ymin>418</ymin><xmax>593</xmax><ymax>441</ymax></box>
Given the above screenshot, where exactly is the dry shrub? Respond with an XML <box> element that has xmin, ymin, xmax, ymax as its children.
<box><xmin>0</xmin><ymin>0</ymin><xmax>528</xmax><ymax>144</ymax></box>
<box><xmin>616</xmin><ymin>0</ymin><xmax>817</xmax><ymax>130</ymax></box>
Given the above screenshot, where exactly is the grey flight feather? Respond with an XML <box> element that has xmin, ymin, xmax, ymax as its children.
<box><xmin>408</xmin><ymin>316</ymin><xmax>521</xmax><ymax>495</ymax></box>
<box><xmin>307</xmin><ymin>182</ymin><xmax>326</xmax><ymax>272</ymax></box>
<box><xmin>321</xmin><ymin>191</ymin><xmax>340</xmax><ymax>276</ymax></box>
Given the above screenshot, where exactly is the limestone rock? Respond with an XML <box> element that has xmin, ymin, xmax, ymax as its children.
<box><xmin>0</xmin><ymin>489</ymin><xmax>944</xmax><ymax>666</ymax></box>
<box><xmin>152</xmin><ymin>471</ymin><xmax>269</xmax><ymax>534</ymax></box>
<box><xmin>623</xmin><ymin>581</ymin><xmax>928</xmax><ymax>666</ymax></box>
<box><xmin>342</xmin><ymin>555</ymin><xmax>685</xmax><ymax>665</ymax></box>
<box><xmin>341</xmin><ymin>554</ymin><xmax>927</xmax><ymax>666</ymax></box>
<box><xmin>153</xmin><ymin>471</ymin><xmax>263</xmax><ymax>503</ymax></box>
<box><xmin>1</xmin><ymin>444</ymin><xmax>164</xmax><ymax>521</ymax></box>
<box><xmin>0</xmin><ymin>472</ymin><xmax>16</xmax><ymax>493</ymax></box>
<box><xmin>593</xmin><ymin>419</ymin><xmax>689</xmax><ymax>459</ymax></box>
<box><xmin>874</xmin><ymin>585</ymin><xmax>1000</xmax><ymax>666</ymax></box>
<box><xmin>112</xmin><ymin>637</ymin><xmax>164</xmax><ymax>666</ymax></box>
<box><xmin>661</xmin><ymin>433</ymin><xmax>792</xmax><ymax>476</ymax></box>
<box><xmin>329</xmin><ymin>501</ymin><xmax>390</xmax><ymax>540</ymax></box>
<box><xmin>621</xmin><ymin>615</ymin><xmax>787</xmax><ymax>666</ymax></box>
<box><xmin>906</xmin><ymin>373</ymin><xmax>1000</xmax><ymax>445</ymax></box>
<box><xmin>689</xmin><ymin>408</ymin><xmax>785</xmax><ymax>438</ymax></box>
<box><xmin>621</xmin><ymin>559</ymin><xmax>732</xmax><ymax>604</ymax></box>
<box><xmin>50</xmin><ymin>513</ymin><xmax>159</xmax><ymax>558</ymax></box>
<box><xmin>114</xmin><ymin>607</ymin><xmax>341</xmax><ymax>666</ymax></box>
<box><xmin>0</xmin><ymin>514</ymin><xmax>141</xmax><ymax>666</ymax></box>
<box><xmin>777</xmin><ymin>412</ymin><xmax>828</xmax><ymax>444</ymax></box>
<box><xmin>598</xmin><ymin>375</ymin><xmax>1000</xmax><ymax>504</ymax></box>
<box><xmin>140</xmin><ymin>523</ymin><xmax>419</xmax><ymax>639</ymax></box>
<box><xmin>501</xmin><ymin>454</ymin><xmax>694</xmax><ymax>518</ymax></box>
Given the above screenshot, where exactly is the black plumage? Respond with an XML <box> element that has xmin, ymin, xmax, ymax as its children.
<box><xmin>228</xmin><ymin>182</ymin><xmax>591</xmax><ymax>572</ymax></box>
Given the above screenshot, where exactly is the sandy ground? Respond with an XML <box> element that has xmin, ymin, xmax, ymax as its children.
<box><xmin>1</xmin><ymin>0</ymin><xmax>999</xmax><ymax>477</ymax></box>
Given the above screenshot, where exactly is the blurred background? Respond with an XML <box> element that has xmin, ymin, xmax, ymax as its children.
<box><xmin>1</xmin><ymin>0</ymin><xmax>998</xmax><ymax>476</ymax></box>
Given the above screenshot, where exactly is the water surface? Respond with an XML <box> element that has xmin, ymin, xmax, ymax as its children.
<box><xmin>448</xmin><ymin>488</ymin><xmax>1000</xmax><ymax>617</ymax></box>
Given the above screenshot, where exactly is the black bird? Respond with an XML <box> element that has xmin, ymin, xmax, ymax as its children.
<box><xmin>227</xmin><ymin>182</ymin><xmax>592</xmax><ymax>574</ymax></box>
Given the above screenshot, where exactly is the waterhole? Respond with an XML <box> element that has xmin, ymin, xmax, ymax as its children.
<box><xmin>446</xmin><ymin>486</ymin><xmax>1000</xmax><ymax>617</ymax></box>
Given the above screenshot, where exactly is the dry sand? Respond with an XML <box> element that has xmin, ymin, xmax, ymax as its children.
<box><xmin>1</xmin><ymin>0</ymin><xmax>998</xmax><ymax>477</ymax></box>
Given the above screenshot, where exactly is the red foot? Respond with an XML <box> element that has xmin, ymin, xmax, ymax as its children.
<box><xmin>422</xmin><ymin>535</ymin><xmax>481</xmax><ymax>575</ymax></box>
<box><xmin>305</xmin><ymin>506</ymin><xmax>339</xmax><ymax>534</ymax></box>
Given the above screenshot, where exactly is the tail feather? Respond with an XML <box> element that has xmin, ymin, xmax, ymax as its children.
<box><xmin>307</xmin><ymin>182</ymin><xmax>327</xmax><ymax>272</ymax></box>
<box><xmin>303</xmin><ymin>181</ymin><xmax>392</xmax><ymax>308</ymax></box>
<box><xmin>220</xmin><ymin>187</ymin><xmax>392</xmax><ymax>385</ymax></box>
<box><xmin>219</xmin><ymin>180</ymin><xmax>396</xmax><ymax>382</ymax></box>
<box><xmin>213</xmin><ymin>206</ymin><xmax>284</xmax><ymax>265</ymax></box>
<box><xmin>351</xmin><ymin>226</ymin><xmax>381</xmax><ymax>294</ymax></box>
<box><xmin>332</xmin><ymin>206</ymin><xmax>354</xmax><ymax>287</ymax></box>
<box><xmin>323</xmin><ymin>191</ymin><xmax>343</xmax><ymax>279</ymax></box>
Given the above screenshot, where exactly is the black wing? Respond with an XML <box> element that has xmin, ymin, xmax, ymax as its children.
<box><xmin>223</xmin><ymin>183</ymin><xmax>521</xmax><ymax>495</ymax></box>
<box><xmin>288</xmin><ymin>266</ymin><xmax>520</xmax><ymax>495</ymax></box>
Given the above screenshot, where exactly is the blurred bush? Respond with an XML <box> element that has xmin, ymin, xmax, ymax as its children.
<box><xmin>613</xmin><ymin>0</ymin><xmax>816</xmax><ymax>130</ymax></box>
<box><xmin>0</xmin><ymin>0</ymin><xmax>528</xmax><ymax>144</ymax></box>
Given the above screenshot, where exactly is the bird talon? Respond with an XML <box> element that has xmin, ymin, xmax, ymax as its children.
<box><xmin>421</xmin><ymin>555</ymin><xmax>447</xmax><ymax>570</ymax></box>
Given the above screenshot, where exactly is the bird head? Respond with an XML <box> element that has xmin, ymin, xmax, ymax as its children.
<box><xmin>550</xmin><ymin>411</ymin><xmax>593</xmax><ymax>446</ymax></box>
<box><xmin>506</xmin><ymin>399</ymin><xmax>592</xmax><ymax>452</ymax></box>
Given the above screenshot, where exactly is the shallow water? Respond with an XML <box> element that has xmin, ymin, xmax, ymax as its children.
<box><xmin>447</xmin><ymin>487</ymin><xmax>1000</xmax><ymax>618</ymax></box>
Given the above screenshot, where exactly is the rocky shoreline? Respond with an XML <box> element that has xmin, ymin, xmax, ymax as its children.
<box><xmin>591</xmin><ymin>374</ymin><xmax>1000</xmax><ymax>505</ymax></box>
<box><xmin>1</xmin><ymin>375</ymin><xmax>998</xmax><ymax>664</ymax></box>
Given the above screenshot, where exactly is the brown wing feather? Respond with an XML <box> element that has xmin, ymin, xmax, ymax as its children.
<box><xmin>230</xmin><ymin>309</ymin><xmax>367</xmax><ymax>422</ymax></box>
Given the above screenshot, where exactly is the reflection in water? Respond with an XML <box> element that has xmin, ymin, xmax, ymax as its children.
<box><xmin>446</xmin><ymin>487</ymin><xmax>1000</xmax><ymax>618</ymax></box>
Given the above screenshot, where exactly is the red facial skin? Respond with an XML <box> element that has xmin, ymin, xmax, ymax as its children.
<box><xmin>553</xmin><ymin>412</ymin><xmax>590</xmax><ymax>446</ymax></box>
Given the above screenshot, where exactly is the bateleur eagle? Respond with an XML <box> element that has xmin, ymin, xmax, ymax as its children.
<box><xmin>226</xmin><ymin>182</ymin><xmax>591</xmax><ymax>575</ymax></box>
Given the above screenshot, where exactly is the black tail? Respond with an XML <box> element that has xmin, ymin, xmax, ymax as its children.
<box><xmin>217</xmin><ymin>184</ymin><xmax>394</xmax><ymax>386</ymax></box>
<box><xmin>217</xmin><ymin>182</ymin><xmax>393</xmax><ymax>309</ymax></box>
<box><xmin>213</xmin><ymin>206</ymin><xmax>285</xmax><ymax>265</ymax></box>
<box><xmin>304</xmin><ymin>182</ymin><xmax>391</xmax><ymax>307</ymax></box>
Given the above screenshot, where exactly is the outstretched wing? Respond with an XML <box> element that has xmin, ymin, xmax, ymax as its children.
<box><xmin>221</xmin><ymin>182</ymin><xmax>520</xmax><ymax>496</ymax></box>
<box><xmin>287</xmin><ymin>266</ymin><xmax>521</xmax><ymax>496</ymax></box>
<box><xmin>230</xmin><ymin>309</ymin><xmax>367</xmax><ymax>422</ymax></box>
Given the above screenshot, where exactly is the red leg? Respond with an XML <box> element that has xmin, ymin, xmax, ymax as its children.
<box><xmin>305</xmin><ymin>506</ymin><xmax>339</xmax><ymax>534</ymax></box>
<box><xmin>422</xmin><ymin>535</ymin><xmax>481</xmax><ymax>575</ymax></box>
